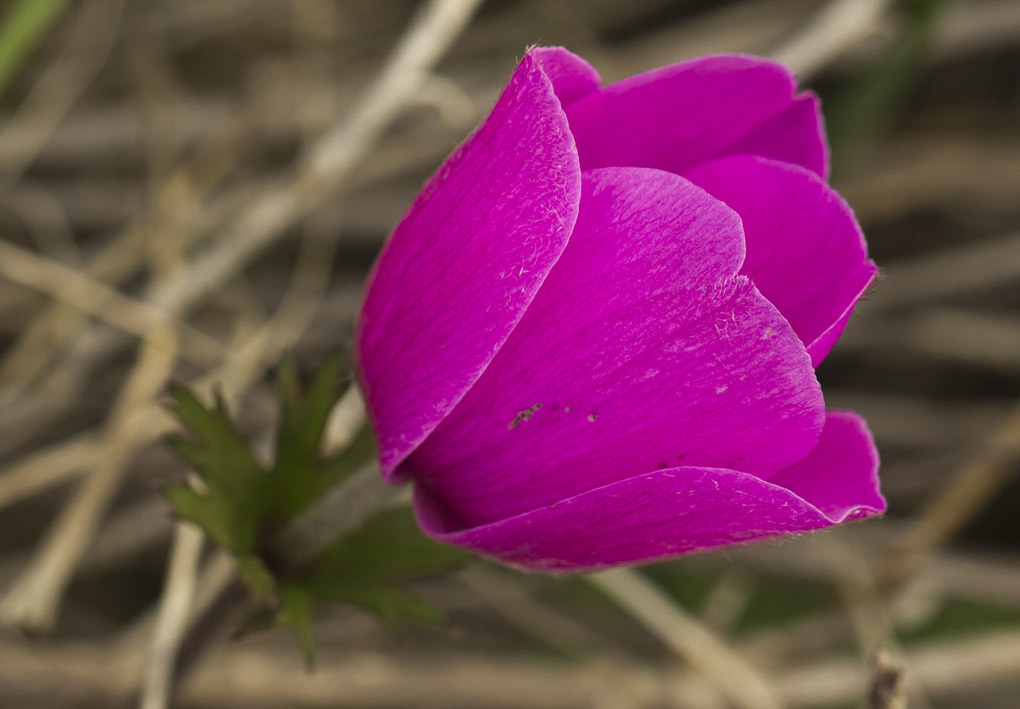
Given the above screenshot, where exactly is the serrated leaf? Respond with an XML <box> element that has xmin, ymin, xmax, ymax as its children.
<box><xmin>234</xmin><ymin>603</ymin><xmax>279</xmax><ymax>640</ymax></box>
<box><xmin>166</xmin><ymin>385</ymin><xmax>268</xmax><ymax>553</ymax></box>
<box><xmin>316</xmin><ymin>581</ymin><xmax>445</xmax><ymax>628</ymax></box>
<box><xmin>270</xmin><ymin>354</ymin><xmax>346</xmax><ymax>518</ymax></box>
<box><xmin>237</xmin><ymin>554</ymin><xmax>277</xmax><ymax>598</ymax></box>
<box><xmin>306</xmin><ymin>422</ymin><xmax>378</xmax><ymax>502</ymax></box>
<box><xmin>315</xmin><ymin>507</ymin><xmax>468</xmax><ymax>577</ymax></box>
<box><xmin>163</xmin><ymin>484</ymin><xmax>235</xmax><ymax>550</ymax></box>
<box><xmin>167</xmin><ymin>361</ymin><xmax>371</xmax><ymax>557</ymax></box>
<box><xmin>168</xmin><ymin>385</ymin><xmax>265</xmax><ymax>496</ymax></box>
<box><xmin>166</xmin><ymin>360</ymin><xmax>464</xmax><ymax>657</ymax></box>
<box><xmin>276</xmin><ymin>355</ymin><xmax>342</xmax><ymax>471</ymax></box>
<box><xmin>278</xmin><ymin>585</ymin><xmax>317</xmax><ymax>667</ymax></box>
<box><xmin>297</xmin><ymin>507</ymin><xmax>467</xmax><ymax>628</ymax></box>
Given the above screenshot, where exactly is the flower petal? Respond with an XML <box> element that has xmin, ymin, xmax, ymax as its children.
<box><xmin>529</xmin><ymin>46</ymin><xmax>602</xmax><ymax>107</ymax></box>
<box><xmin>768</xmin><ymin>410</ymin><xmax>884</xmax><ymax>522</ymax></box>
<box><xmin>805</xmin><ymin>296</ymin><xmax>869</xmax><ymax>367</ymax></box>
<box><xmin>404</xmin><ymin>167</ymin><xmax>824</xmax><ymax>527</ymax></box>
<box><xmin>356</xmin><ymin>52</ymin><xmax>581</xmax><ymax>480</ymax></box>
<box><xmin>684</xmin><ymin>155</ymin><xmax>877</xmax><ymax>367</ymax></box>
<box><xmin>415</xmin><ymin>410</ymin><xmax>884</xmax><ymax>572</ymax></box>
<box><xmin>726</xmin><ymin>93</ymin><xmax>829</xmax><ymax>178</ymax></box>
<box><xmin>564</xmin><ymin>54</ymin><xmax>824</xmax><ymax>174</ymax></box>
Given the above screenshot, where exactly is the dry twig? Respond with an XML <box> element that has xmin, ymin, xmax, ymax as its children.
<box><xmin>591</xmin><ymin>568</ymin><xmax>783</xmax><ymax>709</ymax></box>
<box><xmin>0</xmin><ymin>323</ymin><xmax>180</xmax><ymax>630</ymax></box>
<box><xmin>869</xmin><ymin>648</ymin><xmax>907</xmax><ymax>709</ymax></box>
<box><xmin>877</xmin><ymin>402</ymin><xmax>1020</xmax><ymax>589</ymax></box>
<box><xmin>771</xmin><ymin>0</ymin><xmax>892</xmax><ymax>81</ymax></box>
<box><xmin>0</xmin><ymin>0</ymin><xmax>126</xmax><ymax>189</ymax></box>
<box><xmin>138</xmin><ymin>522</ymin><xmax>205</xmax><ymax>709</ymax></box>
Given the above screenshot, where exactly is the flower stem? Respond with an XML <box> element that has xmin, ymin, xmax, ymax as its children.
<box><xmin>269</xmin><ymin>460</ymin><xmax>401</xmax><ymax>569</ymax></box>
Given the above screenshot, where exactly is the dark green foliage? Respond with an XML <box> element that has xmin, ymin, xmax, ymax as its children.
<box><xmin>165</xmin><ymin>386</ymin><xmax>267</xmax><ymax>553</ymax></box>
<box><xmin>0</xmin><ymin>0</ymin><xmax>69</xmax><ymax>98</ymax></box>
<box><xmin>826</xmin><ymin>0</ymin><xmax>955</xmax><ymax>168</ymax></box>
<box><xmin>165</xmin><ymin>356</ymin><xmax>467</xmax><ymax>663</ymax></box>
<box><xmin>301</xmin><ymin>507</ymin><xmax>467</xmax><ymax>626</ymax></box>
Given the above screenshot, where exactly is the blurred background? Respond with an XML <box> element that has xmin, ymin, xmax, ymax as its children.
<box><xmin>0</xmin><ymin>0</ymin><xmax>1018</xmax><ymax>707</ymax></box>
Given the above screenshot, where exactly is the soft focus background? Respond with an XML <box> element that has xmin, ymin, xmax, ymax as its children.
<box><xmin>1</xmin><ymin>1</ymin><xmax>1018</xmax><ymax>707</ymax></box>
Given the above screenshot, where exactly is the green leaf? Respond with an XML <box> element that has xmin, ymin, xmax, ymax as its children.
<box><xmin>319</xmin><ymin>507</ymin><xmax>467</xmax><ymax>577</ymax></box>
<box><xmin>163</xmin><ymin>484</ymin><xmax>235</xmax><ymax>550</ymax></box>
<box><xmin>168</xmin><ymin>385</ymin><xmax>265</xmax><ymax>493</ymax></box>
<box><xmin>234</xmin><ymin>603</ymin><xmax>279</xmax><ymax>640</ymax></box>
<box><xmin>269</xmin><ymin>354</ymin><xmax>349</xmax><ymax>518</ymax></box>
<box><xmin>276</xmin><ymin>355</ymin><xmax>342</xmax><ymax>475</ymax></box>
<box><xmin>300</xmin><ymin>507</ymin><xmax>468</xmax><ymax>627</ymax></box>
<box><xmin>0</xmin><ymin>0</ymin><xmax>68</xmax><ymax>98</ymax></box>
<box><xmin>165</xmin><ymin>385</ymin><xmax>266</xmax><ymax>553</ymax></box>
<box><xmin>317</xmin><ymin>581</ymin><xmax>446</xmax><ymax>627</ymax></box>
<box><xmin>826</xmin><ymin>0</ymin><xmax>953</xmax><ymax>169</ymax></box>
<box><xmin>165</xmin><ymin>359</ymin><xmax>466</xmax><ymax>657</ymax></box>
<box><xmin>237</xmin><ymin>554</ymin><xmax>277</xmax><ymax>598</ymax></box>
<box><xmin>277</xmin><ymin>585</ymin><xmax>317</xmax><ymax>667</ymax></box>
<box><xmin>315</xmin><ymin>420</ymin><xmax>378</xmax><ymax>492</ymax></box>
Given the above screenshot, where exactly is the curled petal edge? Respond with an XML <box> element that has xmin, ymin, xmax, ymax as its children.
<box><xmin>565</xmin><ymin>53</ymin><xmax>827</xmax><ymax>176</ymax></box>
<box><xmin>356</xmin><ymin>50</ymin><xmax>582</xmax><ymax>482</ymax></box>
<box><xmin>414</xmin><ymin>411</ymin><xmax>884</xmax><ymax>572</ymax></box>
<box><xmin>805</xmin><ymin>265</ymin><xmax>878</xmax><ymax>366</ymax></box>
<box><xmin>528</xmin><ymin>46</ymin><xmax>602</xmax><ymax>106</ymax></box>
<box><xmin>683</xmin><ymin>154</ymin><xmax>878</xmax><ymax>367</ymax></box>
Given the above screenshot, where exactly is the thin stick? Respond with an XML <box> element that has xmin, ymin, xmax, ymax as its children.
<box><xmin>815</xmin><ymin>535</ymin><xmax>933</xmax><ymax>708</ymax></box>
<box><xmin>0</xmin><ymin>323</ymin><xmax>180</xmax><ymax>631</ymax></box>
<box><xmin>460</xmin><ymin>567</ymin><xmax>607</xmax><ymax>655</ymax></box>
<box><xmin>145</xmin><ymin>0</ymin><xmax>486</xmax><ymax>318</ymax></box>
<box><xmin>0</xmin><ymin>205</ymin><xmax>350</xmax><ymax>608</ymax></box>
<box><xmin>171</xmin><ymin>462</ymin><xmax>399</xmax><ymax>689</ymax></box>
<box><xmin>138</xmin><ymin>522</ymin><xmax>205</xmax><ymax>709</ymax></box>
<box><xmin>0</xmin><ymin>0</ymin><xmax>483</xmax><ymax>454</ymax></box>
<box><xmin>0</xmin><ymin>106</ymin><xmax>252</xmax><ymax>410</ymax></box>
<box><xmin>211</xmin><ymin>230</ymin><xmax>348</xmax><ymax>401</ymax></box>
<box><xmin>0</xmin><ymin>238</ymin><xmax>225</xmax><ymax>365</ymax></box>
<box><xmin>323</xmin><ymin>384</ymin><xmax>367</xmax><ymax>455</ymax></box>
<box><xmin>1</xmin><ymin>0</ymin><xmax>482</xmax><ymax>637</ymax></box>
<box><xmin>0</xmin><ymin>0</ymin><xmax>125</xmax><ymax>189</ymax></box>
<box><xmin>0</xmin><ymin>276</ymin><xmax>359</xmax><ymax>525</ymax></box>
<box><xmin>269</xmin><ymin>461</ymin><xmax>397</xmax><ymax>568</ymax></box>
<box><xmin>168</xmin><ymin>549</ymin><xmax>247</xmax><ymax>684</ymax></box>
<box><xmin>771</xmin><ymin>0</ymin><xmax>892</xmax><ymax>81</ymax></box>
<box><xmin>0</xmin><ymin>434</ymin><xmax>97</xmax><ymax>510</ymax></box>
<box><xmin>877</xmin><ymin>402</ymin><xmax>1020</xmax><ymax>589</ymax></box>
<box><xmin>11</xmin><ymin>625</ymin><xmax>1020</xmax><ymax>708</ymax></box>
<box><xmin>869</xmin><ymin>231</ymin><xmax>1020</xmax><ymax>309</ymax></box>
<box><xmin>869</xmin><ymin>648</ymin><xmax>907</xmax><ymax>709</ymax></box>
<box><xmin>130</xmin><ymin>2</ymin><xmax>489</xmax><ymax>652</ymax></box>
<box><xmin>591</xmin><ymin>568</ymin><xmax>783</xmax><ymax>709</ymax></box>
<box><xmin>690</xmin><ymin>523</ymin><xmax>1020</xmax><ymax>613</ymax></box>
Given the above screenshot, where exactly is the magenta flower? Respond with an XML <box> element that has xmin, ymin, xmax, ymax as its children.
<box><xmin>356</xmin><ymin>47</ymin><xmax>884</xmax><ymax>572</ymax></box>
